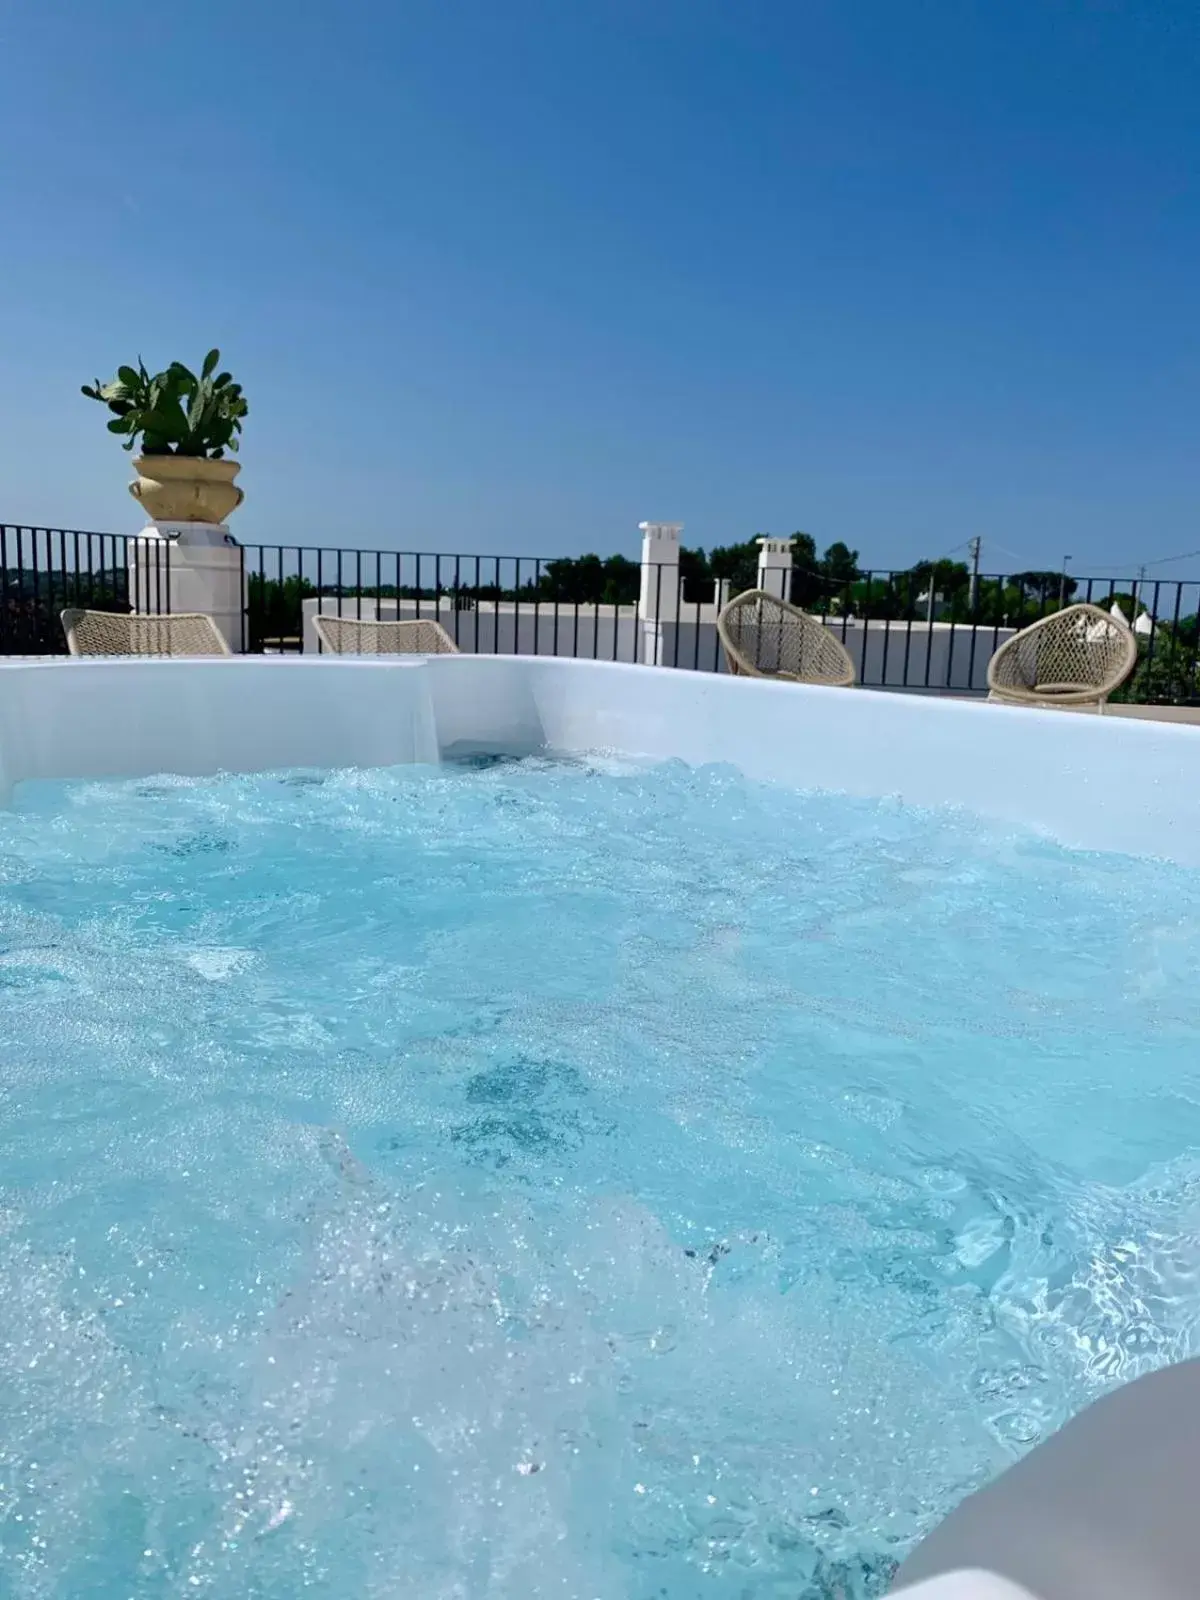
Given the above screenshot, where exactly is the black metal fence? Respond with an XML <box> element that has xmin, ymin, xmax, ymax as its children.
<box><xmin>238</xmin><ymin>541</ymin><xmax>1200</xmax><ymax>704</ymax></box>
<box><xmin>0</xmin><ymin>526</ymin><xmax>171</xmax><ymax>655</ymax></box>
<box><xmin>7</xmin><ymin>523</ymin><xmax>1200</xmax><ymax>705</ymax></box>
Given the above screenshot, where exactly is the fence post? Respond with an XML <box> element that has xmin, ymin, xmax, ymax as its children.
<box><xmin>756</xmin><ymin>536</ymin><xmax>795</xmax><ymax>600</ymax></box>
<box><xmin>638</xmin><ymin>521</ymin><xmax>682</xmax><ymax>665</ymax></box>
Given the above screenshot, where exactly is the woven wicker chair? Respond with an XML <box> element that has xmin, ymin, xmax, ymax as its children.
<box><xmin>61</xmin><ymin>609</ymin><xmax>232</xmax><ymax>657</ymax></box>
<box><xmin>717</xmin><ymin>589</ymin><xmax>856</xmax><ymax>686</ymax></box>
<box><xmin>987</xmin><ymin>603</ymin><xmax>1137</xmax><ymax>712</ymax></box>
<box><xmin>313</xmin><ymin>615</ymin><xmax>460</xmax><ymax>655</ymax></box>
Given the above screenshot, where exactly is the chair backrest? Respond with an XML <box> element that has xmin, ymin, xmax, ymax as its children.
<box><xmin>717</xmin><ymin>589</ymin><xmax>856</xmax><ymax>686</ymax></box>
<box><xmin>313</xmin><ymin>615</ymin><xmax>460</xmax><ymax>655</ymax></box>
<box><xmin>61</xmin><ymin>609</ymin><xmax>232</xmax><ymax>657</ymax></box>
<box><xmin>987</xmin><ymin>603</ymin><xmax>1137</xmax><ymax>704</ymax></box>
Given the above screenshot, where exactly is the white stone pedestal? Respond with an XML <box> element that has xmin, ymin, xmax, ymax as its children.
<box><xmin>638</xmin><ymin>520</ymin><xmax>683</xmax><ymax>665</ymax></box>
<box><xmin>129</xmin><ymin>522</ymin><xmax>247</xmax><ymax>652</ymax></box>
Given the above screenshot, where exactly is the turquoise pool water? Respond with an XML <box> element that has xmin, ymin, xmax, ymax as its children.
<box><xmin>1</xmin><ymin>755</ymin><xmax>1200</xmax><ymax>1598</ymax></box>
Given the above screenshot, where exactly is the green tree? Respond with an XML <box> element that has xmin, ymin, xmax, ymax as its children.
<box><xmin>678</xmin><ymin>545</ymin><xmax>713</xmax><ymax>603</ymax></box>
<box><xmin>246</xmin><ymin>572</ymin><xmax>315</xmax><ymax>649</ymax></box>
<box><xmin>821</xmin><ymin>541</ymin><xmax>860</xmax><ymax>585</ymax></box>
<box><xmin>1113</xmin><ymin>628</ymin><xmax>1200</xmax><ymax>705</ymax></box>
<box><xmin>800</xmin><ymin>541</ymin><xmax>862</xmax><ymax>612</ymax></box>
<box><xmin>534</xmin><ymin>554</ymin><xmax>639</xmax><ymax>606</ymax></box>
<box><xmin>708</xmin><ymin>537</ymin><xmax>762</xmax><ymax>595</ymax></box>
<box><xmin>1010</xmin><ymin>570</ymin><xmax>1078</xmax><ymax>604</ymax></box>
<box><xmin>1083</xmin><ymin>589</ymin><xmax>1142</xmax><ymax>620</ymax></box>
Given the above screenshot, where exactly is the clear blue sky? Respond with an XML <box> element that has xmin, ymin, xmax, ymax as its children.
<box><xmin>1</xmin><ymin>1</ymin><xmax>1196</xmax><ymax>575</ymax></box>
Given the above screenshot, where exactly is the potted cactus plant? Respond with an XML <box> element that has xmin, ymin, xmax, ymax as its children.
<box><xmin>83</xmin><ymin>351</ymin><xmax>248</xmax><ymax>530</ymax></box>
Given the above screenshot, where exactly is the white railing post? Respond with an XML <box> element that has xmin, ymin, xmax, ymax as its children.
<box><xmin>638</xmin><ymin>521</ymin><xmax>682</xmax><ymax>665</ymax></box>
<box><xmin>756</xmin><ymin>536</ymin><xmax>795</xmax><ymax>601</ymax></box>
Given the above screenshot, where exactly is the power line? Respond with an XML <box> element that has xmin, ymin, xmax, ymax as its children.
<box><xmin>1105</xmin><ymin>547</ymin><xmax>1200</xmax><ymax>575</ymax></box>
<box><xmin>986</xmin><ymin>539</ymin><xmax>1024</xmax><ymax>563</ymax></box>
<box><xmin>1130</xmin><ymin>548</ymin><xmax>1200</xmax><ymax>572</ymax></box>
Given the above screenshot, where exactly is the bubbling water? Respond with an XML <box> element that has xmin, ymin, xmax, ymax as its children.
<box><xmin>0</xmin><ymin>756</ymin><xmax>1199</xmax><ymax>1596</ymax></box>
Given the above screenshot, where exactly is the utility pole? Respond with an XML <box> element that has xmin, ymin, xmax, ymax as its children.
<box><xmin>967</xmin><ymin>536</ymin><xmax>981</xmax><ymax>613</ymax></box>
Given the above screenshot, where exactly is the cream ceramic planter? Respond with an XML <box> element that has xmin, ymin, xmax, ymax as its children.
<box><xmin>129</xmin><ymin>456</ymin><xmax>243</xmax><ymax>525</ymax></box>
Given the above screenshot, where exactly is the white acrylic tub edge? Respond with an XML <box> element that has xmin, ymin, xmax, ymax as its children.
<box><xmin>892</xmin><ymin>1575</ymin><xmax>1043</xmax><ymax>1600</ymax></box>
<box><xmin>1</xmin><ymin>653</ymin><xmax>1197</xmax><ymax>864</ymax></box>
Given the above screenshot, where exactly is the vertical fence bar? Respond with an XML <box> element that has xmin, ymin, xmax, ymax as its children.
<box><xmin>965</xmin><ymin>578</ymin><xmax>980</xmax><ymax>688</ymax></box>
<box><xmin>944</xmin><ymin>603</ymin><xmax>958</xmax><ymax>691</ymax></box>
<box><xmin>131</xmin><ymin>528</ymin><xmax>143</xmax><ymax>617</ymax></box>
<box><xmin>854</xmin><ymin>572</ymin><xmax>868</xmax><ymax>681</ymax></box>
<box><xmin>56</xmin><ymin>528</ymin><xmax>67</xmax><ymax>640</ymax></box>
<box><xmin>901</xmin><ymin>572</ymin><xmax>914</xmax><ymax>687</ymax></box>
<box><xmin>994</xmin><ymin>574</ymin><xmax>1011</xmax><ymax>685</ymax></box>
<box><xmin>29</xmin><ymin>529</ymin><xmax>42</xmax><ymax>654</ymax></box>
<box><xmin>1142</xmin><ymin>579</ymin><xmax>1162</xmax><ymax>691</ymax></box>
<box><xmin>0</xmin><ymin>527</ymin><xmax>9</xmax><ymax>656</ymax></box>
<box><xmin>878</xmin><ymin>574</ymin><xmax>892</xmax><ymax>687</ymax></box>
<box><xmin>1167</xmin><ymin>580</ymin><xmax>1184</xmax><ymax>700</ymax></box>
<box><xmin>1185</xmin><ymin>584</ymin><xmax>1200</xmax><ymax>702</ymax></box>
<box><xmin>856</xmin><ymin>570</ymin><xmax>871</xmax><ymax>686</ymax></box>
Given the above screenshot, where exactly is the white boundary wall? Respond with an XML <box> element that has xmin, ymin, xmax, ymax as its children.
<box><xmin>300</xmin><ymin>597</ymin><xmax>1010</xmax><ymax>693</ymax></box>
<box><xmin>0</xmin><ymin>654</ymin><xmax>1197</xmax><ymax>863</ymax></box>
<box><xmin>301</xmin><ymin>595</ymin><xmax>646</xmax><ymax>662</ymax></box>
